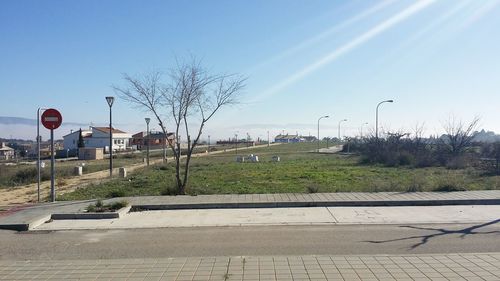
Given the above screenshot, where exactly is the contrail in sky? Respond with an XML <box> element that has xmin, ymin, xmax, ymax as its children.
<box><xmin>460</xmin><ymin>0</ymin><xmax>500</xmax><ymax>28</ymax></box>
<box><xmin>247</xmin><ymin>0</ymin><xmax>397</xmax><ymax>73</ymax></box>
<box><xmin>253</xmin><ymin>0</ymin><xmax>437</xmax><ymax>102</ymax></box>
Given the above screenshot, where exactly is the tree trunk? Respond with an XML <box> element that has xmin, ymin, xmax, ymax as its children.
<box><xmin>174</xmin><ymin>143</ymin><xmax>183</xmax><ymax>194</ymax></box>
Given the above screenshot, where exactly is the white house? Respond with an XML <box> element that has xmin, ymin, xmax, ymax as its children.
<box><xmin>63</xmin><ymin>127</ymin><xmax>131</xmax><ymax>152</ymax></box>
<box><xmin>0</xmin><ymin>142</ymin><xmax>15</xmax><ymax>160</ymax></box>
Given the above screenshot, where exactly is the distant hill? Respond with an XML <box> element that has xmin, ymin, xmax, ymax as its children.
<box><xmin>0</xmin><ymin>116</ymin><xmax>87</xmax><ymax>127</ymax></box>
<box><xmin>0</xmin><ymin>116</ymin><xmax>36</xmax><ymax>126</ymax></box>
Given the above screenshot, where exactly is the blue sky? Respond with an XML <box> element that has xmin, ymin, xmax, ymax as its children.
<box><xmin>1</xmin><ymin>0</ymin><xmax>500</xmax><ymax>140</ymax></box>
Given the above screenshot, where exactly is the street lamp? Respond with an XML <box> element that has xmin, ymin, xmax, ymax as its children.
<box><xmin>105</xmin><ymin>96</ymin><xmax>114</xmax><ymax>177</ymax></box>
<box><xmin>338</xmin><ymin>119</ymin><xmax>347</xmax><ymax>141</ymax></box>
<box><xmin>145</xmin><ymin>117</ymin><xmax>150</xmax><ymax>166</ymax></box>
<box><xmin>376</xmin><ymin>99</ymin><xmax>393</xmax><ymax>139</ymax></box>
<box><xmin>360</xmin><ymin>122</ymin><xmax>368</xmax><ymax>138</ymax></box>
<box><xmin>317</xmin><ymin>115</ymin><xmax>329</xmax><ymax>152</ymax></box>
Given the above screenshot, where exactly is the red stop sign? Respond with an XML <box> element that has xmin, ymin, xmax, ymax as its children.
<box><xmin>41</xmin><ymin>108</ymin><xmax>63</xmax><ymax>130</ymax></box>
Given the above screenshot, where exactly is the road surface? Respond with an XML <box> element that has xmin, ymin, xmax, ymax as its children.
<box><xmin>1</xmin><ymin>222</ymin><xmax>499</xmax><ymax>260</ymax></box>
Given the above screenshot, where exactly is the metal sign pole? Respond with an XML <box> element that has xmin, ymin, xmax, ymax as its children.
<box><xmin>37</xmin><ymin>108</ymin><xmax>41</xmax><ymax>203</ymax></box>
<box><xmin>50</xmin><ymin>129</ymin><xmax>55</xmax><ymax>202</ymax></box>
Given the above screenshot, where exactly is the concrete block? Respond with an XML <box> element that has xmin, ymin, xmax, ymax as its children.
<box><xmin>119</xmin><ymin>167</ymin><xmax>127</xmax><ymax>178</ymax></box>
<box><xmin>74</xmin><ymin>166</ymin><xmax>83</xmax><ymax>176</ymax></box>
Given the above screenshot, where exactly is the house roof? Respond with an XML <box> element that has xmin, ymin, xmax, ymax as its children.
<box><xmin>275</xmin><ymin>134</ymin><xmax>300</xmax><ymax>139</ymax></box>
<box><xmin>93</xmin><ymin>127</ymin><xmax>127</xmax><ymax>134</ymax></box>
<box><xmin>62</xmin><ymin>129</ymin><xmax>92</xmax><ymax>138</ymax></box>
<box><xmin>132</xmin><ymin>131</ymin><xmax>175</xmax><ymax>139</ymax></box>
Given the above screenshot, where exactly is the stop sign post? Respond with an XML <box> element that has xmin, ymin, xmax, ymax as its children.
<box><xmin>41</xmin><ymin>108</ymin><xmax>62</xmax><ymax>202</ymax></box>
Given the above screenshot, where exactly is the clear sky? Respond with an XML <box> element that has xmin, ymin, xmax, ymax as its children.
<box><xmin>1</xmin><ymin>0</ymin><xmax>500</xmax><ymax>141</ymax></box>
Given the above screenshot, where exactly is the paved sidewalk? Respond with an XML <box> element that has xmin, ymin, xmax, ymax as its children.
<box><xmin>0</xmin><ymin>253</ymin><xmax>499</xmax><ymax>280</ymax></box>
<box><xmin>1</xmin><ymin>190</ymin><xmax>499</xmax><ymax>231</ymax></box>
<box><xmin>125</xmin><ymin>190</ymin><xmax>500</xmax><ymax>209</ymax></box>
<box><xmin>35</xmin><ymin>205</ymin><xmax>500</xmax><ymax>230</ymax></box>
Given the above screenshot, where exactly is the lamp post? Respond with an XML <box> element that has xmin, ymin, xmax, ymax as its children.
<box><xmin>267</xmin><ymin>130</ymin><xmax>270</xmax><ymax>147</ymax></box>
<box><xmin>338</xmin><ymin>119</ymin><xmax>347</xmax><ymax>141</ymax></box>
<box><xmin>145</xmin><ymin>117</ymin><xmax>150</xmax><ymax>166</ymax></box>
<box><xmin>360</xmin><ymin>122</ymin><xmax>368</xmax><ymax>138</ymax></box>
<box><xmin>317</xmin><ymin>115</ymin><xmax>329</xmax><ymax>152</ymax></box>
<box><xmin>105</xmin><ymin>96</ymin><xmax>114</xmax><ymax>177</ymax></box>
<box><xmin>376</xmin><ymin>99</ymin><xmax>394</xmax><ymax>139</ymax></box>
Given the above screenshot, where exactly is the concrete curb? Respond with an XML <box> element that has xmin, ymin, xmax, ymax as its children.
<box><xmin>0</xmin><ymin>215</ymin><xmax>52</xmax><ymax>232</ymax></box>
<box><xmin>130</xmin><ymin>198</ymin><xmax>500</xmax><ymax>211</ymax></box>
<box><xmin>50</xmin><ymin>205</ymin><xmax>131</xmax><ymax>220</ymax></box>
<box><xmin>0</xmin><ymin>206</ymin><xmax>131</xmax><ymax>231</ymax></box>
<box><xmin>2</xmin><ymin>197</ymin><xmax>499</xmax><ymax>231</ymax></box>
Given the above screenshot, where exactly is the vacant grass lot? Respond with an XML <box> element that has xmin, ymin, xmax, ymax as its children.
<box><xmin>0</xmin><ymin>145</ymin><xmax>219</xmax><ymax>189</ymax></box>
<box><xmin>0</xmin><ymin>153</ymin><xmax>152</xmax><ymax>188</ymax></box>
<box><xmin>59</xmin><ymin>142</ymin><xmax>500</xmax><ymax>200</ymax></box>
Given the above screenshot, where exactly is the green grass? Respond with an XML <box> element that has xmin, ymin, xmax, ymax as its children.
<box><xmin>58</xmin><ymin>142</ymin><xmax>500</xmax><ymax>200</ymax></box>
<box><xmin>0</xmin><ymin>145</ymin><xmax>233</xmax><ymax>189</ymax></box>
<box><xmin>0</xmin><ymin>152</ymin><xmax>157</xmax><ymax>188</ymax></box>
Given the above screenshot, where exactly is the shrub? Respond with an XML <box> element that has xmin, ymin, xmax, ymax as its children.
<box><xmin>446</xmin><ymin>156</ymin><xmax>469</xmax><ymax>170</ymax></box>
<box><xmin>109</xmin><ymin>200</ymin><xmax>128</xmax><ymax>210</ymax></box>
<box><xmin>11</xmin><ymin>167</ymin><xmax>50</xmax><ymax>185</ymax></box>
<box><xmin>406</xmin><ymin>175</ymin><xmax>425</xmax><ymax>192</ymax></box>
<box><xmin>433</xmin><ymin>184</ymin><xmax>466</xmax><ymax>192</ymax></box>
<box><xmin>161</xmin><ymin>185</ymin><xmax>180</xmax><ymax>196</ymax></box>
<box><xmin>306</xmin><ymin>185</ymin><xmax>319</xmax><ymax>193</ymax></box>
<box><xmin>107</xmin><ymin>189</ymin><xmax>126</xmax><ymax>198</ymax></box>
<box><xmin>434</xmin><ymin>174</ymin><xmax>467</xmax><ymax>192</ymax></box>
<box><xmin>158</xmin><ymin>165</ymin><xmax>169</xmax><ymax>171</ymax></box>
<box><xmin>86</xmin><ymin>199</ymin><xmax>128</xmax><ymax>212</ymax></box>
<box><xmin>95</xmin><ymin>199</ymin><xmax>104</xmax><ymax>208</ymax></box>
<box><xmin>398</xmin><ymin>152</ymin><xmax>414</xmax><ymax>166</ymax></box>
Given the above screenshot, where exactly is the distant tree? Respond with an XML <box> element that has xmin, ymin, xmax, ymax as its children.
<box><xmin>77</xmin><ymin>128</ymin><xmax>85</xmax><ymax>148</ymax></box>
<box><xmin>440</xmin><ymin>116</ymin><xmax>480</xmax><ymax>157</ymax></box>
<box><xmin>115</xmin><ymin>57</ymin><xmax>246</xmax><ymax>194</ymax></box>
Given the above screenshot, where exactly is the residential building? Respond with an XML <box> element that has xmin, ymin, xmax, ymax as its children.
<box><xmin>130</xmin><ymin>131</ymin><xmax>175</xmax><ymax>150</ymax></box>
<box><xmin>63</xmin><ymin>127</ymin><xmax>131</xmax><ymax>152</ymax></box>
<box><xmin>0</xmin><ymin>142</ymin><xmax>15</xmax><ymax>160</ymax></box>
<box><xmin>301</xmin><ymin>136</ymin><xmax>317</xmax><ymax>142</ymax></box>
<box><xmin>274</xmin><ymin>134</ymin><xmax>305</xmax><ymax>143</ymax></box>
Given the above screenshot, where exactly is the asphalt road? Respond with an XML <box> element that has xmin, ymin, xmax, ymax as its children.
<box><xmin>1</xmin><ymin>222</ymin><xmax>499</xmax><ymax>260</ymax></box>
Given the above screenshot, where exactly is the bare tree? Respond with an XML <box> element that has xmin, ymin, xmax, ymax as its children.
<box><xmin>113</xmin><ymin>72</ymin><xmax>169</xmax><ymax>163</ymax></box>
<box><xmin>166</xmin><ymin>60</ymin><xmax>245</xmax><ymax>194</ymax></box>
<box><xmin>440</xmin><ymin>116</ymin><xmax>480</xmax><ymax>156</ymax></box>
<box><xmin>115</xmin><ymin>59</ymin><xmax>246</xmax><ymax>194</ymax></box>
<box><xmin>410</xmin><ymin>122</ymin><xmax>427</xmax><ymax>154</ymax></box>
